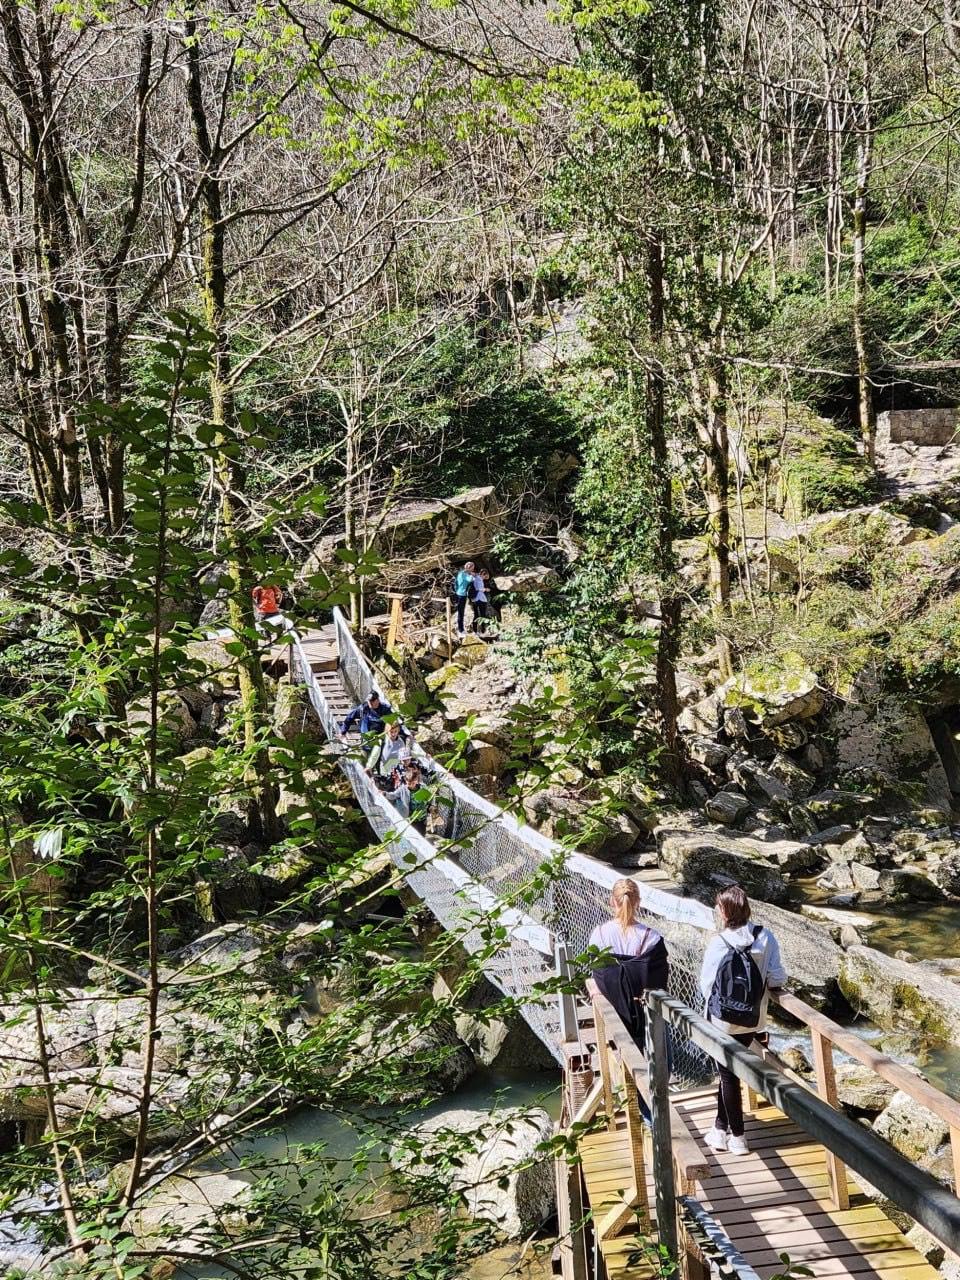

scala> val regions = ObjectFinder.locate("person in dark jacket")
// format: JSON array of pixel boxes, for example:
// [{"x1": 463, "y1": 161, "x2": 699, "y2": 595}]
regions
[
  {"x1": 589, "y1": 878, "x2": 669, "y2": 1107},
  {"x1": 339, "y1": 691, "x2": 392, "y2": 738}
]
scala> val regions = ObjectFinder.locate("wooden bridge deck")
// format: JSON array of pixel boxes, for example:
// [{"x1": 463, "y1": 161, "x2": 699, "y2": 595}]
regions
[{"x1": 580, "y1": 1088, "x2": 941, "y2": 1280}]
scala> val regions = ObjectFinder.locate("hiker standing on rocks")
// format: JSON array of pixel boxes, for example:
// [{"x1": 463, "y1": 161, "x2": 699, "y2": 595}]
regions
[
  {"x1": 481, "y1": 568, "x2": 501, "y2": 624},
  {"x1": 454, "y1": 560, "x2": 476, "y2": 639},
  {"x1": 470, "y1": 567, "x2": 489, "y2": 633},
  {"x1": 589, "y1": 878, "x2": 669, "y2": 1054},
  {"x1": 700, "y1": 885, "x2": 786, "y2": 1157}
]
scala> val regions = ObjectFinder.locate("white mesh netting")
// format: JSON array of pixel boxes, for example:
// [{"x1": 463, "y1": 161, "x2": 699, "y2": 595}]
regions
[{"x1": 295, "y1": 612, "x2": 715, "y2": 1084}]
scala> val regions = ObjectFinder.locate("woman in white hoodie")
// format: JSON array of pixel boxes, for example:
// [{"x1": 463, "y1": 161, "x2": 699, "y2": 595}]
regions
[{"x1": 698, "y1": 885, "x2": 786, "y2": 1156}]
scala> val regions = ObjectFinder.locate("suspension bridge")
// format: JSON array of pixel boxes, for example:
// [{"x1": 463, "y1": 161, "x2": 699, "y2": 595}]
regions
[{"x1": 286, "y1": 609, "x2": 960, "y2": 1280}]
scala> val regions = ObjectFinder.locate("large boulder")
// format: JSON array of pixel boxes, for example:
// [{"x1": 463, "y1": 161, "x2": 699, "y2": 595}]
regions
[
  {"x1": 496, "y1": 565, "x2": 559, "y2": 595},
  {"x1": 840, "y1": 946, "x2": 960, "y2": 1040},
  {"x1": 656, "y1": 823, "x2": 789, "y2": 904},
  {"x1": 184, "y1": 638, "x2": 240, "y2": 690},
  {"x1": 391, "y1": 1106, "x2": 554, "y2": 1239},
  {"x1": 806, "y1": 790, "x2": 877, "y2": 828},
  {"x1": 127, "y1": 690, "x2": 197, "y2": 744},
  {"x1": 436, "y1": 974, "x2": 558, "y2": 1073},
  {"x1": 723, "y1": 657, "x2": 825, "y2": 727},
  {"x1": 122, "y1": 1167, "x2": 254, "y2": 1251},
  {"x1": 272, "y1": 681, "x2": 326, "y2": 744},
  {"x1": 8, "y1": 1066, "x2": 194, "y2": 1139},
  {"x1": 705, "y1": 790, "x2": 750, "y2": 826},
  {"x1": 816, "y1": 862, "x2": 881, "y2": 894},
  {"x1": 935, "y1": 851, "x2": 960, "y2": 896},
  {"x1": 878, "y1": 868, "x2": 944, "y2": 902},
  {"x1": 352, "y1": 1015, "x2": 476, "y2": 1104},
  {"x1": 746, "y1": 899, "x2": 843, "y2": 1007},
  {"x1": 0, "y1": 992, "x2": 97, "y2": 1082},
  {"x1": 874, "y1": 1091, "x2": 949, "y2": 1163},
  {"x1": 834, "y1": 1063, "x2": 897, "y2": 1115},
  {"x1": 830, "y1": 666, "x2": 953, "y2": 810},
  {"x1": 305, "y1": 487, "x2": 504, "y2": 580},
  {"x1": 91, "y1": 993, "x2": 230, "y2": 1075}
]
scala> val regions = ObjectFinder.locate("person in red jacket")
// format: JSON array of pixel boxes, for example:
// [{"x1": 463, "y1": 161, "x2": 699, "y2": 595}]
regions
[{"x1": 251, "y1": 583, "x2": 290, "y2": 636}]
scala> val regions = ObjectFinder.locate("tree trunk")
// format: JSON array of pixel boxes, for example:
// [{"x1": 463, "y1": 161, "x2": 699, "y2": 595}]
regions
[
  {"x1": 701, "y1": 357, "x2": 732, "y2": 678},
  {"x1": 852, "y1": 136, "x2": 874, "y2": 464},
  {"x1": 185, "y1": 18, "x2": 280, "y2": 845},
  {"x1": 645, "y1": 230, "x2": 683, "y2": 787},
  {"x1": 853, "y1": 6, "x2": 875, "y2": 464}
]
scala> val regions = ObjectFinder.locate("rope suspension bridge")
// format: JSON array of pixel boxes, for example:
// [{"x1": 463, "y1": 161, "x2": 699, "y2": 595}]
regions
[{"x1": 287, "y1": 609, "x2": 960, "y2": 1280}]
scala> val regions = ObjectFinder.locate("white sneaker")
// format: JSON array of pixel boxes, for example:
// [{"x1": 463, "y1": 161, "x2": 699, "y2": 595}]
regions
[
  {"x1": 704, "y1": 1127, "x2": 728, "y2": 1152},
  {"x1": 728, "y1": 1135, "x2": 749, "y2": 1156}
]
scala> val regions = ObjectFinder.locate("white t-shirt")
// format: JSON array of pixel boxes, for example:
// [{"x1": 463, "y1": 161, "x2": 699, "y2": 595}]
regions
[{"x1": 589, "y1": 920, "x2": 661, "y2": 957}]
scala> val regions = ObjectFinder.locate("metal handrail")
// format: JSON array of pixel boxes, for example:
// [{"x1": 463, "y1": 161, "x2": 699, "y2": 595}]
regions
[{"x1": 647, "y1": 989, "x2": 960, "y2": 1255}]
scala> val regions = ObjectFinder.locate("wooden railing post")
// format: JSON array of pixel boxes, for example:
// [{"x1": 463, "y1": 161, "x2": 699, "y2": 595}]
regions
[
  {"x1": 593, "y1": 997, "x2": 617, "y2": 1132},
  {"x1": 556, "y1": 937, "x2": 579, "y2": 1045},
  {"x1": 808, "y1": 1028, "x2": 850, "y2": 1211},
  {"x1": 621, "y1": 1055, "x2": 651, "y2": 1234},
  {"x1": 646, "y1": 996, "x2": 679, "y2": 1262},
  {"x1": 951, "y1": 1127, "x2": 960, "y2": 1198}
]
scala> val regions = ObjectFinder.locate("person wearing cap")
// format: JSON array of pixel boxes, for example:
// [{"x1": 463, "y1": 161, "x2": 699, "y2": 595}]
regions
[{"x1": 340, "y1": 691, "x2": 393, "y2": 738}]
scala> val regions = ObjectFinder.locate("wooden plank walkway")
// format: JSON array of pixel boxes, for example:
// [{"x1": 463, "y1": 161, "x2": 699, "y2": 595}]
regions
[{"x1": 580, "y1": 1089, "x2": 941, "y2": 1280}]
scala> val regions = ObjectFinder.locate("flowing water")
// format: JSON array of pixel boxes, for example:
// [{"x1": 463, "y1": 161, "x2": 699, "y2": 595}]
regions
[{"x1": 172, "y1": 1066, "x2": 562, "y2": 1280}]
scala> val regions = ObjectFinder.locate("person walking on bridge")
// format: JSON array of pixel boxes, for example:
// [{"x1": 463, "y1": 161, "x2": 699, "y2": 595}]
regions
[
  {"x1": 366, "y1": 720, "x2": 426, "y2": 782},
  {"x1": 700, "y1": 885, "x2": 786, "y2": 1157},
  {"x1": 589, "y1": 878, "x2": 669, "y2": 1058},
  {"x1": 340, "y1": 691, "x2": 392, "y2": 739}
]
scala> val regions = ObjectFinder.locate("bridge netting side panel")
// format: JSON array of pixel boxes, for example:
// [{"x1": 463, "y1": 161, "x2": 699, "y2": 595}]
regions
[
  {"x1": 327, "y1": 612, "x2": 714, "y2": 1086},
  {"x1": 291, "y1": 634, "x2": 564, "y2": 1059}
]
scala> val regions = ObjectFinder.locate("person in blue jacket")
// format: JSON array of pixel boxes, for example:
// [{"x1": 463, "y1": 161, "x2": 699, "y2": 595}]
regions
[
  {"x1": 339, "y1": 690, "x2": 393, "y2": 739},
  {"x1": 454, "y1": 560, "x2": 476, "y2": 638}
]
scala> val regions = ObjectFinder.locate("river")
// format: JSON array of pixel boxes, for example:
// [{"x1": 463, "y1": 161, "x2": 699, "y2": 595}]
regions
[{"x1": 172, "y1": 1066, "x2": 562, "y2": 1280}]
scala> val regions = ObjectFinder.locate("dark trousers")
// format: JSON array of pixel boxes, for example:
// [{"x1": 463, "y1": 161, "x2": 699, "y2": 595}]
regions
[
  {"x1": 471, "y1": 600, "x2": 487, "y2": 631},
  {"x1": 456, "y1": 595, "x2": 468, "y2": 632},
  {"x1": 715, "y1": 1032, "x2": 761, "y2": 1137}
]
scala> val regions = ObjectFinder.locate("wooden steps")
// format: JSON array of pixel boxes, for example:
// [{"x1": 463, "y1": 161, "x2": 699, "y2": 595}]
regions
[{"x1": 580, "y1": 1126, "x2": 658, "y2": 1278}]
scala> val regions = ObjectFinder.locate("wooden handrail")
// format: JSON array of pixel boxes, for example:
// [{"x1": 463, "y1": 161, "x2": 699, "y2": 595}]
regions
[
  {"x1": 775, "y1": 988, "x2": 960, "y2": 1198},
  {"x1": 589, "y1": 982, "x2": 712, "y2": 1184},
  {"x1": 654, "y1": 988, "x2": 960, "y2": 1256},
  {"x1": 774, "y1": 990, "x2": 960, "y2": 1128}
]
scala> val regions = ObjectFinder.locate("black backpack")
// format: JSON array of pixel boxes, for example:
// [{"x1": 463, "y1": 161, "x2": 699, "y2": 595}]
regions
[{"x1": 707, "y1": 925, "x2": 766, "y2": 1027}]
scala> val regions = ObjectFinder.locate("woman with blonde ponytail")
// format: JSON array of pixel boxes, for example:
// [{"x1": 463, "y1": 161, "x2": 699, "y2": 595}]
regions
[{"x1": 589, "y1": 877, "x2": 669, "y2": 1057}]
